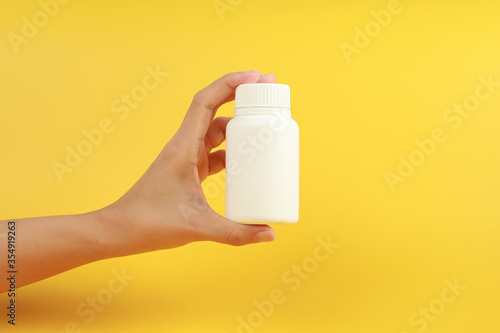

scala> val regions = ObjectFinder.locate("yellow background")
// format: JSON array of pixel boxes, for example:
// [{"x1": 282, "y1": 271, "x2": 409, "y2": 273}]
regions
[{"x1": 1, "y1": 0, "x2": 499, "y2": 332}]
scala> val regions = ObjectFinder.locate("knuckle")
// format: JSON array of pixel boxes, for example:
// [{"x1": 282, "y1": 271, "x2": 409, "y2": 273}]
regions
[
  {"x1": 225, "y1": 229, "x2": 245, "y2": 246},
  {"x1": 193, "y1": 90, "x2": 203, "y2": 101},
  {"x1": 192, "y1": 90, "x2": 215, "y2": 111},
  {"x1": 191, "y1": 90, "x2": 206, "y2": 107}
]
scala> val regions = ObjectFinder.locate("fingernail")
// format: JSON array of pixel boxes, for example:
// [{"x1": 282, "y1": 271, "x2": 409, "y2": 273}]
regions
[
  {"x1": 245, "y1": 70, "x2": 261, "y2": 74},
  {"x1": 261, "y1": 74, "x2": 276, "y2": 77},
  {"x1": 254, "y1": 229, "x2": 276, "y2": 243}
]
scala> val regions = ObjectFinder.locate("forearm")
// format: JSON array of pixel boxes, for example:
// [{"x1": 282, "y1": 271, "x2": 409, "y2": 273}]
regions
[{"x1": 0, "y1": 212, "x2": 123, "y2": 293}]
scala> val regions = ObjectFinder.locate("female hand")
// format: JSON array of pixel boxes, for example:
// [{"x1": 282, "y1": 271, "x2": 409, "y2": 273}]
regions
[
  {"x1": 95, "y1": 70, "x2": 277, "y2": 255},
  {"x1": 1, "y1": 70, "x2": 277, "y2": 292}
]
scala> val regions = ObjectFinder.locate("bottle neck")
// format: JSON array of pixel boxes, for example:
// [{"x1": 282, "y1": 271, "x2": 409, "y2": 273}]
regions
[{"x1": 234, "y1": 107, "x2": 291, "y2": 116}]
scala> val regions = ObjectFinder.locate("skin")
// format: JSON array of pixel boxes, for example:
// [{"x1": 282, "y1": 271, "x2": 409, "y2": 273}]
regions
[{"x1": 0, "y1": 70, "x2": 276, "y2": 293}]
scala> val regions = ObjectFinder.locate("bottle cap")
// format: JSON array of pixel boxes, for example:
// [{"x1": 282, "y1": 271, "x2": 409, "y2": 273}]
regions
[{"x1": 235, "y1": 83, "x2": 290, "y2": 109}]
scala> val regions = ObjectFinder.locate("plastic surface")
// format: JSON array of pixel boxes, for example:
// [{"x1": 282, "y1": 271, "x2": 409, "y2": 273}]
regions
[{"x1": 225, "y1": 84, "x2": 299, "y2": 224}]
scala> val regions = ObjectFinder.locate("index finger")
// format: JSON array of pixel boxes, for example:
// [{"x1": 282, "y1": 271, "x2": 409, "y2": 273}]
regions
[{"x1": 179, "y1": 70, "x2": 262, "y2": 140}]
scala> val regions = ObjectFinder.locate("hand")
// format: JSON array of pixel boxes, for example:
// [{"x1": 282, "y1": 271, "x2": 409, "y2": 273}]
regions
[{"x1": 95, "y1": 70, "x2": 277, "y2": 255}]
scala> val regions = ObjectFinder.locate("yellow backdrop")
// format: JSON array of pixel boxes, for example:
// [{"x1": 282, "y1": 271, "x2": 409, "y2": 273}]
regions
[{"x1": 1, "y1": 0, "x2": 499, "y2": 332}]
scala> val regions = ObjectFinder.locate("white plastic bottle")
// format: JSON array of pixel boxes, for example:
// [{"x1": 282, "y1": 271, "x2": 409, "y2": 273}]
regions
[{"x1": 225, "y1": 83, "x2": 299, "y2": 224}]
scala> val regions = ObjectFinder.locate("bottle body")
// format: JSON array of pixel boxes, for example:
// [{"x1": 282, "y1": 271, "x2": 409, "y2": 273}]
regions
[{"x1": 225, "y1": 112, "x2": 299, "y2": 224}]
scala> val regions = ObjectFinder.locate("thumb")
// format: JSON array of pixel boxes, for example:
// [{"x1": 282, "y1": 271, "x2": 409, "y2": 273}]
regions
[{"x1": 203, "y1": 212, "x2": 276, "y2": 246}]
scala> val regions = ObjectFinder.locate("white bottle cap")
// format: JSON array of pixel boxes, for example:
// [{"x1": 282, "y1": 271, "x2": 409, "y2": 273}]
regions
[{"x1": 235, "y1": 83, "x2": 290, "y2": 109}]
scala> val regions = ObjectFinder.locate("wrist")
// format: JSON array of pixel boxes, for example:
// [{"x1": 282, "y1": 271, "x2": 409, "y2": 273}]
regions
[{"x1": 86, "y1": 205, "x2": 137, "y2": 259}]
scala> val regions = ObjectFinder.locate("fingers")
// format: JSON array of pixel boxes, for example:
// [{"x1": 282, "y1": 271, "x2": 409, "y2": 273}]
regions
[
  {"x1": 205, "y1": 117, "x2": 231, "y2": 151},
  {"x1": 208, "y1": 150, "x2": 225, "y2": 176},
  {"x1": 180, "y1": 70, "x2": 262, "y2": 141},
  {"x1": 216, "y1": 73, "x2": 277, "y2": 106},
  {"x1": 204, "y1": 117, "x2": 231, "y2": 175},
  {"x1": 202, "y1": 212, "x2": 276, "y2": 246},
  {"x1": 257, "y1": 73, "x2": 276, "y2": 83}
]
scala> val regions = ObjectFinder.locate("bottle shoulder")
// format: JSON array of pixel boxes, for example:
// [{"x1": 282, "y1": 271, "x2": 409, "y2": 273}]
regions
[{"x1": 228, "y1": 114, "x2": 297, "y2": 126}]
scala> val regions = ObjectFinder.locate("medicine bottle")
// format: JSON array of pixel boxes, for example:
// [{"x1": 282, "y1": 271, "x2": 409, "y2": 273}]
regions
[{"x1": 225, "y1": 83, "x2": 299, "y2": 224}]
